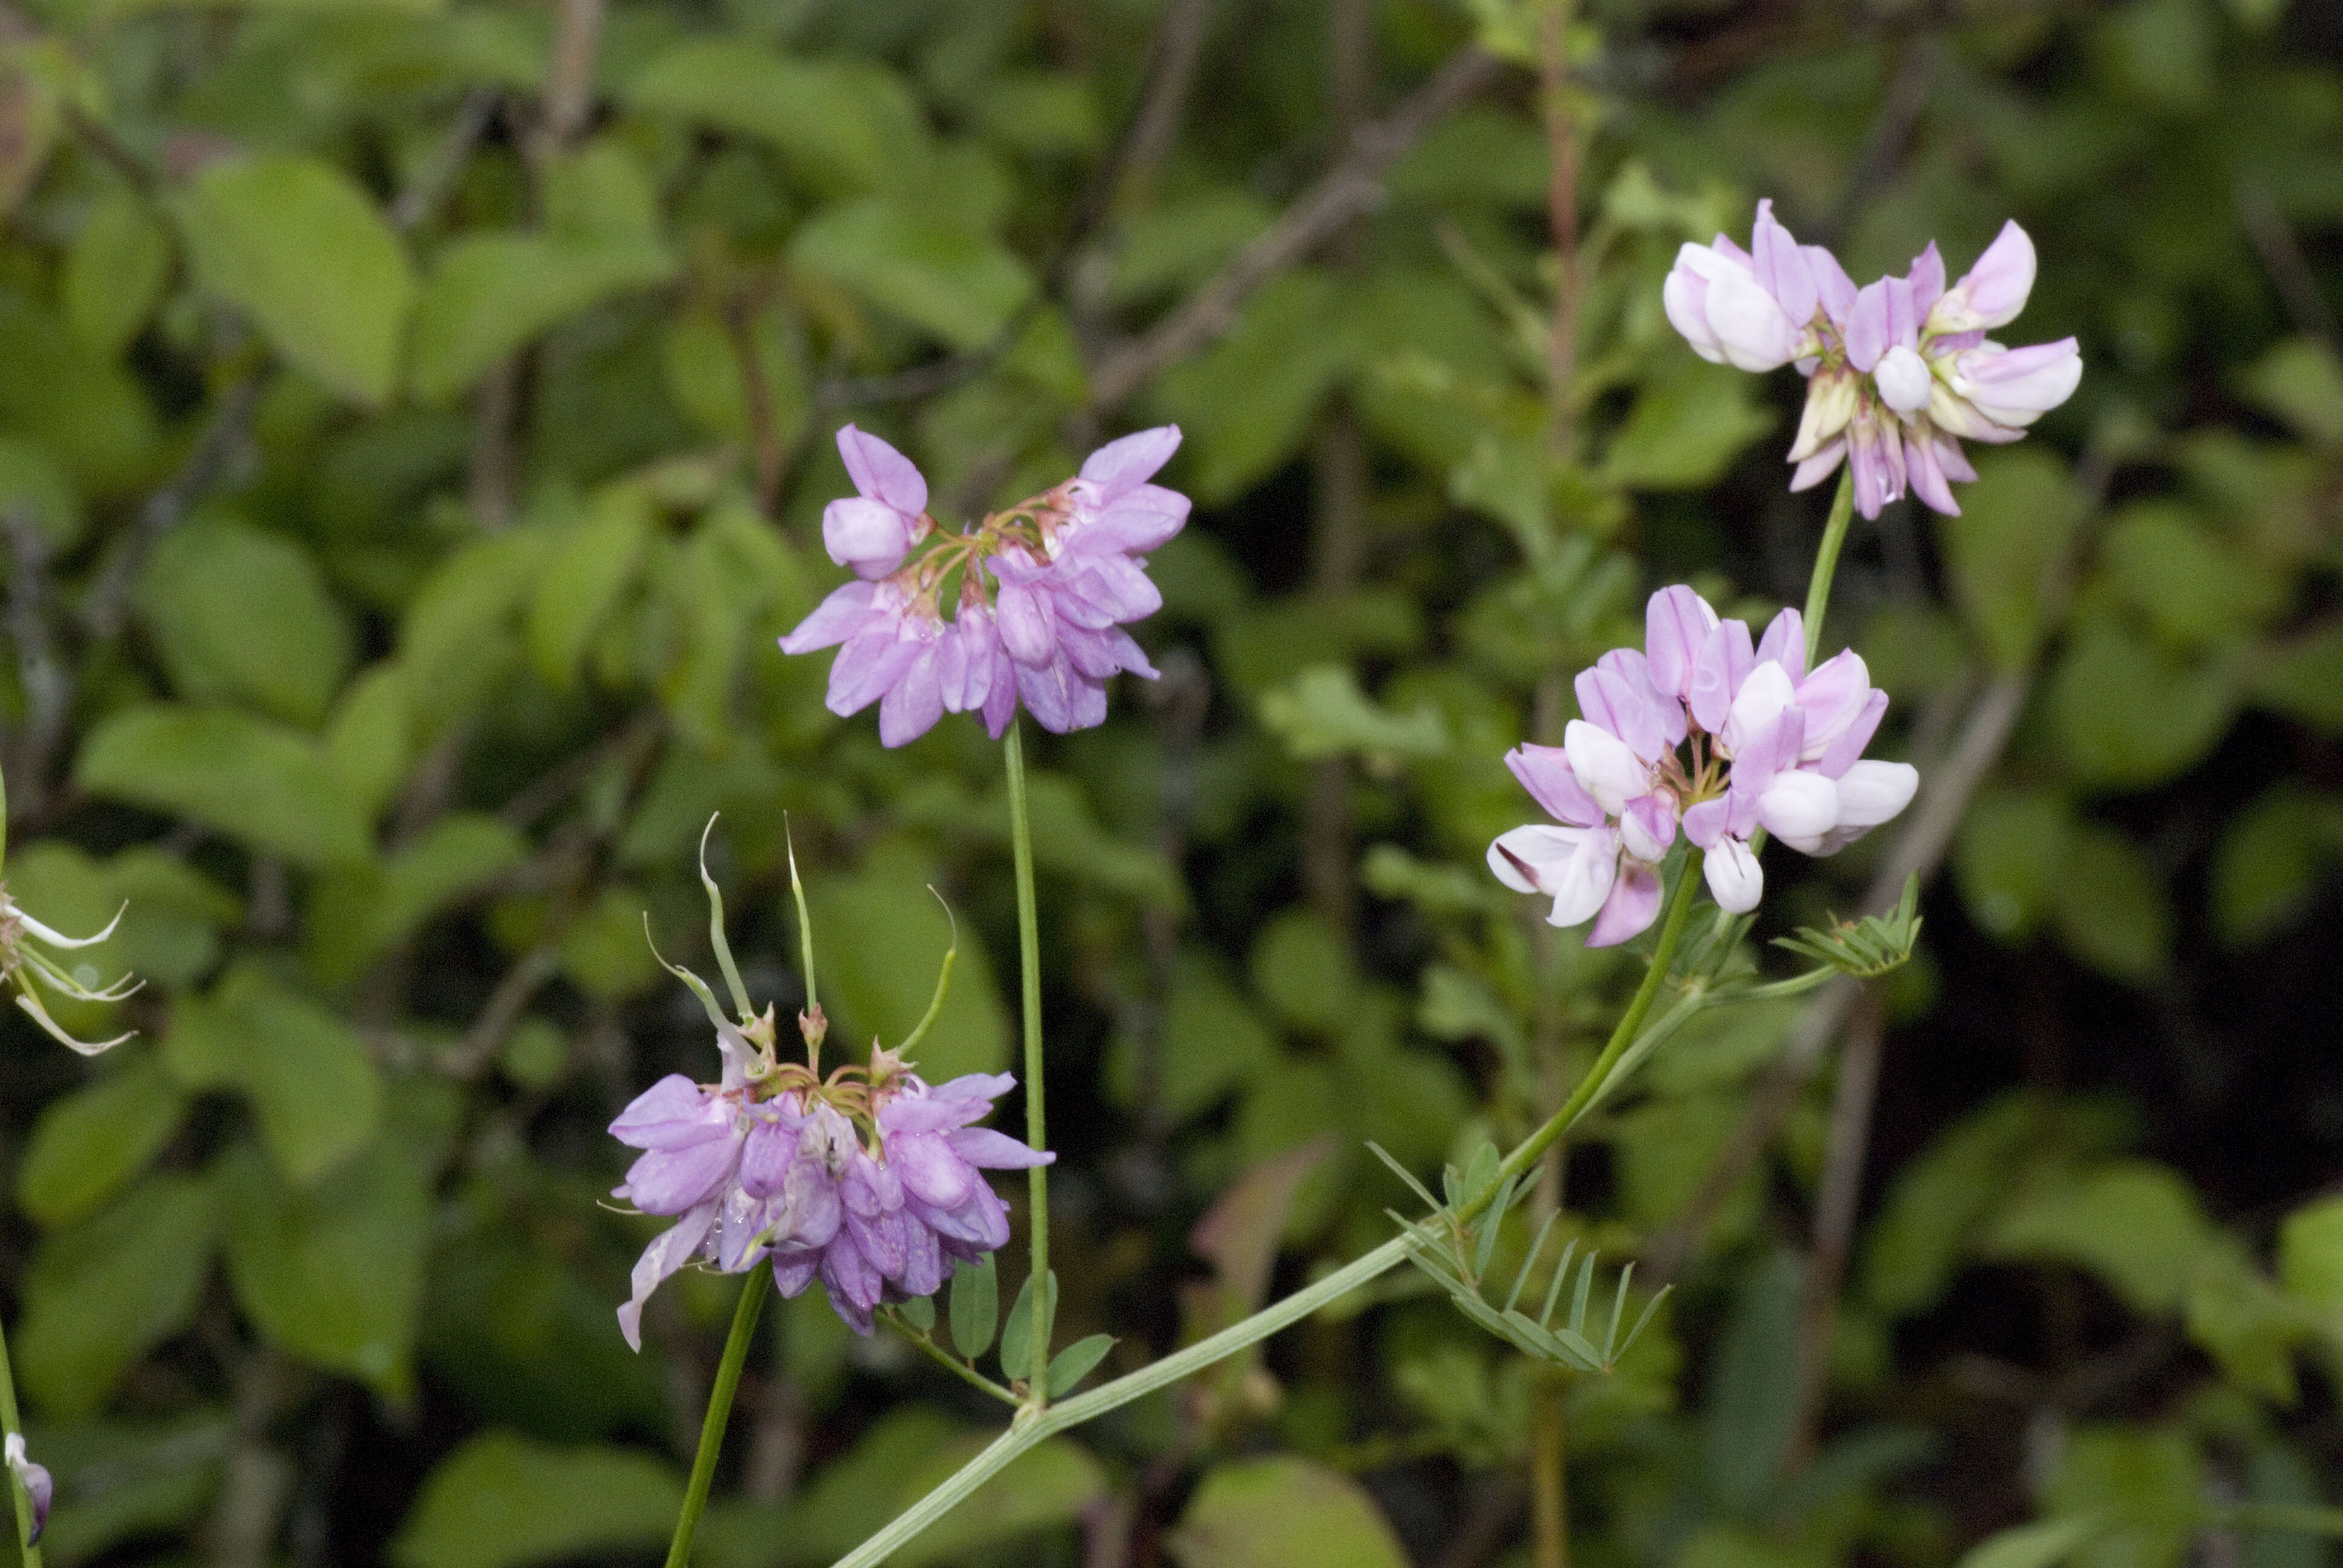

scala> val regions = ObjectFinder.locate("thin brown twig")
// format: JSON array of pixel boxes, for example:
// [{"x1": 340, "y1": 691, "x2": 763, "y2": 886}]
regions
[
  {"x1": 1085, "y1": 45, "x2": 1504, "y2": 413},
  {"x1": 2236, "y1": 179, "x2": 2341, "y2": 348}
]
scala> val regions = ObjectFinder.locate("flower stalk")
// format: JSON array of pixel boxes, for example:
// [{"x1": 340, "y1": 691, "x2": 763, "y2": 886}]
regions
[
  {"x1": 1002, "y1": 722, "x2": 1052, "y2": 1399},
  {"x1": 664, "y1": 1264, "x2": 772, "y2": 1568}
]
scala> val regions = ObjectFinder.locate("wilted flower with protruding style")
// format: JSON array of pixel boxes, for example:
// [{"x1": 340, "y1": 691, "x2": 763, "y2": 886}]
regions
[
  {"x1": 609, "y1": 830, "x2": 1050, "y2": 1341},
  {"x1": 5, "y1": 1432, "x2": 50, "y2": 1545},
  {"x1": 1667, "y1": 203, "x2": 2080, "y2": 518},
  {"x1": 781, "y1": 425, "x2": 1190, "y2": 745},
  {"x1": 0, "y1": 883, "x2": 138, "y2": 1054},
  {"x1": 1489, "y1": 586, "x2": 1919, "y2": 942}
]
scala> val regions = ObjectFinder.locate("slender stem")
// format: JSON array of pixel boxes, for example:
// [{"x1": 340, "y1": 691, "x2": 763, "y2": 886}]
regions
[
  {"x1": 1800, "y1": 469, "x2": 1856, "y2": 668},
  {"x1": 1002, "y1": 723, "x2": 1050, "y2": 1400},
  {"x1": 1530, "y1": 1374, "x2": 1567, "y2": 1568},
  {"x1": 666, "y1": 1265, "x2": 772, "y2": 1568},
  {"x1": 882, "y1": 1316, "x2": 1021, "y2": 1408},
  {"x1": 0, "y1": 1311, "x2": 42, "y2": 1568},
  {"x1": 1481, "y1": 851, "x2": 1705, "y2": 1214}
]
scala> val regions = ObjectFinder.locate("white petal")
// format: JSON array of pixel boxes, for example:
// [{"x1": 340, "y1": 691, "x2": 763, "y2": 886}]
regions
[
  {"x1": 1562, "y1": 719, "x2": 1649, "y2": 816},
  {"x1": 1703, "y1": 837, "x2": 1765, "y2": 913},
  {"x1": 1488, "y1": 825, "x2": 1592, "y2": 895},
  {"x1": 1722, "y1": 661, "x2": 1795, "y2": 756},
  {"x1": 1546, "y1": 829, "x2": 1619, "y2": 929},
  {"x1": 1832, "y1": 759, "x2": 1918, "y2": 829},
  {"x1": 1758, "y1": 769, "x2": 1839, "y2": 849}
]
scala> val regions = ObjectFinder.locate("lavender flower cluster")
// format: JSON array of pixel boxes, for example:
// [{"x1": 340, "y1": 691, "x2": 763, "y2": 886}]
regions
[
  {"x1": 1490, "y1": 587, "x2": 1919, "y2": 944},
  {"x1": 780, "y1": 425, "x2": 1191, "y2": 745},
  {"x1": 1667, "y1": 202, "x2": 2082, "y2": 518},
  {"x1": 610, "y1": 1026, "x2": 1049, "y2": 1341}
]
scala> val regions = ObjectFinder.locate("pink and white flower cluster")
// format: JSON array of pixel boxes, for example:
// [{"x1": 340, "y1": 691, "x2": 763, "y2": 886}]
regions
[
  {"x1": 780, "y1": 425, "x2": 1190, "y2": 745},
  {"x1": 1666, "y1": 201, "x2": 2081, "y2": 518},
  {"x1": 1489, "y1": 587, "x2": 1919, "y2": 943},
  {"x1": 609, "y1": 1024, "x2": 1049, "y2": 1341}
]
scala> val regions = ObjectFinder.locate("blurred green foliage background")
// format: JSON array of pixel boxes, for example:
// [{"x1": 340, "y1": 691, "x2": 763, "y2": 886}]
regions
[{"x1": 0, "y1": 0, "x2": 2340, "y2": 1564}]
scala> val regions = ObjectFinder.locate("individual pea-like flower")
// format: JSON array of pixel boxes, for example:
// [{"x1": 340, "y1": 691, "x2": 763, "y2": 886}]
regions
[
  {"x1": 781, "y1": 425, "x2": 1189, "y2": 745},
  {"x1": 0, "y1": 882, "x2": 139, "y2": 1054},
  {"x1": 1488, "y1": 586, "x2": 1920, "y2": 941},
  {"x1": 609, "y1": 826, "x2": 1050, "y2": 1342},
  {"x1": 1668, "y1": 203, "x2": 2080, "y2": 518},
  {"x1": 4, "y1": 1432, "x2": 50, "y2": 1545}
]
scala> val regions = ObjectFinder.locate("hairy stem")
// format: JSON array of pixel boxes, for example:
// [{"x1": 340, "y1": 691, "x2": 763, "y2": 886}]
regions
[
  {"x1": 666, "y1": 1266, "x2": 772, "y2": 1568},
  {"x1": 1801, "y1": 469, "x2": 1856, "y2": 668},
  {"x1": 1003, "y1": 723, "x2": 1051, "y2": 1399}
]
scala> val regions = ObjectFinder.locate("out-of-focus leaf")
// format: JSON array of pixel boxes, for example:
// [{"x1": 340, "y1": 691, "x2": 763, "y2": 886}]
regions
[
  {"x1": 1149, "y1": 270, "x2": 1352, "y2": 503},
  {"x1": 1939, "y1": 449, "x2": 2089, "y2": 670},
  {"x1": 1701, "y1": 1249, "x2": 1804, "y2": 1517},
  {"x1": 662, "y1": 304, "x2": 810, "y2": 451},
  {"x1": 810, "y1": 839, "x2": 1010, "y2": 1082},
  {"x1": 217, "y1": 1084, "x2": 449, "y2": 1394},
  {"x1": 389, "y1": 1432, "x2": 683, "y2": 1568},
  {"x1": 2278, "y1": 1194, "x2": 2343, "y2": 1322},
  {"x1": 663, "y1": 501, "x2": 808, "y2": 746},
  {"x1": 1248, "y1": 908, "x2": 1360, "y2": 1036},
  {"x1": 1862, "y1": 1091, "x2": 2054, "y2": 1319},
  {"x1": 24, "y1": 1414, "x2": 229, "y2": 1565},
  {"x1": 2097, "y1": 501, "x2": 2283, "y2": 649},
  {"x1": 1597, "y1": 361, "x2": 1775, "y2": 491},
  {"x1": 17, "y1": 1051, "x2": 188, "y2": 1227},
  {"x1": 136, "y1": 514, "x2": 353, "y2": 728},
  {"x1": 76, "y1": 705, "x2": 370, "y2": 867},
  {"x1": 1166, "y1": 1455, "x2": 1409, "y2": 1568},
  {"x1": 64, "y1": 189, "x2": 171, "y2": 360},
  {"x1": 1257, "y1": 664, "x2": 1448, "y2": 765},
  {"x1": 623, "y1": 40, "x2": 930, "y2": 197},
  {"x1": 791, "y1": 197, "x2": 1034, "y2": 350},
  {"x1": 174, "y1": 155, "x2": 415, "y2": 405},
  {"x1": 2048, "y1": 615, "x2": 2236, "y2": 790},
  {"x1": 325, "y1": 664, "x2": 415, "y2": 826},
  {"x1": 1955, "y1": 1516, "x2": 2105, "y2": 1568},
  {"x1": 407, "y1": 235, "x2": 674, "y2": 403},
  {"x1": 557, "y1": 885, "x2": 664, "y2": 1002},
  {"x1": 1103, "y1": 951, "x2": 1276, "y2": 1121},
  {"x1": 2044, "y1": 1425, "x2": 2203, "y2": 1568},
  {"x1": 1954, "y1": 788, "x2": 2073, "y2": 942},
  {"x1": 2184, "y1": 1252, "x2": 2304, "y2": 1403},
  {"x1": 2050, "y1": 823, "x2": 2171, "y2": 985},
  {"x1": 0, "y1": 292, "x2": 159, "y2": 491},
  {"x1": 163, "y1": 962, "x2": 385, "y2": 1183},
  {"x1": 2238, "y1": 335, "x2": 2343, "y2": 446},
  {"x1": 400, "y1": 528, "x2": 551, "y2": 731},
  {"x1": 1985, "y1": 1161, "x2": 2217, "y2": 1315},
  {"x1": 2247, "y1": 620, "x2": 2343, "y2": 733},
  {"x1": 17, "y1": 1173, "x2": 216, "y2": 1417},
  {"x1": 2209, "y1": 784, "x2": 2343, "y2": 947},
  {"x1": 306, "y1": 812, "x2": 528, "y2": 982}
]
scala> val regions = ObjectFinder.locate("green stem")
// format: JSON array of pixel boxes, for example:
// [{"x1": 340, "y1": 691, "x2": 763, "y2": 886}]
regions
[
  {"x1": 1478, "y1": 850, "x2": 1705, "y2": 1217},
  {"x1": 823, "y1": 853, "x2": 1717, "y2": 1568},
  {"x1": 0, "y1": 1312, "x2": 42, "y2": 1568},
  {"x1": 1800, "y1": 468, "x2": 1856, "y2": 670},
  {"x1": 1001, "y1": 722, "x2": 1050, "y2": 1402},
  {"x1": 665, "y1": 1264, "x2": 772, "y2": 1568},
  {"x1": 882, "y1": 1316, "x2": 1021, "y2": 1408}
]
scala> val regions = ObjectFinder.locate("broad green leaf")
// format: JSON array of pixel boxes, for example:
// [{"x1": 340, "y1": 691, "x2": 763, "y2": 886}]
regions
[
  {"x1": 2050, "y1": 823, "x2": 2172, "y2": 985},
  {"x1": 2278, "y1": 1195, "x2": 2343, "y2": 1320},
  {"x1": 306, "y1": 812, "x2": 528, "y2": 982},
  {"x1": 2044, "y1": 1425, "x2": 2202, "y2": 1568},
  {"x1": 164, "y1": 963, "x2": 385, "y2": 1183},
  {"x1": 76, "y1": 704, "x2": 370, "y2": 867},
  {"x1": 1939, "y1": 449, "x2": 2089, "y2": 670},
  {"x1": 622, "y1": 40, "x2": 930, "y2": 197},
  {"x1": 2238, "y1": 335, "x2": 2343, "y2": 446},
  {"x1": 891, "y1": 1433, "x2": 1107, "y2": 1568},
  {"x1": 0, "y1": 436, "x2": 82, "y2": 548},
  {"x1": 0, "y1": 291, "x2": 159, "y2": 491},
  {"x1": 389, "y1": 1432, "x2": 683, "y2": 1568},
  {"x1": 949, "y1": 1254, "x2": 998, "y2": 1360},
  {"x1": 17, "y1": 1173, "x2": 217, "y2": 1417},
  {"x1": 324, "y1": 663, "x2": 415, "y2": 826},
  {"x1": 1985, "y1": 1162, "x2": 2217, "y2": 1315},
  {"x1": 64, "y1": 188, "x2": 170, "y2": 359},
  {"x1": 2248, "y1": 620, "x2": 2343, "y2": 732},
  {"x1": 1954, "y1": 788, "x2": 2073, "y2": 941},
  {"x1": 2209, "y1": 785, "x2": 2343, "y2": 947},
  {"x1": 407, "y1": 231, "x2": 675, "y2": 403},
  {"x1": 175, "y1": 155, "x2": 415, "y2": 405},
  {"x1": 998, "y1": 1269, "x2": 1058, "y2": 1388},
  {"x1": 1862, "y1": 1092, "x2": 2053, "y2": 1319},
  {"x1": 2184, "y1": 1253, "x2": 2304, "y2": 1403},
  {"x1": 1257, "y1": 664, "x2": 1449, "y2": 764},
  {"x1": 526, "y1": 485, "x2": 650, "y2": 688},
  {"x1": 136, "y1": 514, "x2": 352, "y2": 727},
  {"x1": 2048, "y1": 615, "x2": 2236, "y2": 790},
  {"x1": 17, "y1": 1051, "x2": 189, "y2": 1226},
  {"x1": 662, "y1": 304, "x2": 810, "y2": 450},
  {"x1": 217, "y1": 1125, "x2": 431, "y2": 1394},
  {"x1": 25, "y1": 1415, "x2": 230, "y2": 1566},
  {"x1": 664, "y1": 501, "x2": 808, "y2": 746},
  {"x1": 1103, "y1": 952, "x2": 1276, "y2": 1122},
  {"x1": 557, "y1": 885, "x2": 666, "y2": 1002},
  {"x1": 2, "y1": 839, "x2": 240, "y2": 991},
  {"x1": 400, "y1": 528, "x2": 551, "y2": 731},
  {"x1": 1167, "y1": 1455, "x2": 1409, "y2": 1568},
  {"x1": 791, "y1": 197, "x2": 1034, "y2": 351},
  {"x1": 2097, "y1": 501, "x2": 2282, "y2": 649},
  {"x1": 1955, "y1": 1517, "x2": 2105, "y2": 1568},
  {"x1": 1149, "y1": 270, "x2": 1352, "y2": 503},
  {"x1": 1249, "y1": 909, "x2": 1360, "y2": 1036},
  {"x1": 1598, "y1": 361, "x2": 1775, "y2": 491},
  {"x1": 810, "y1": 839, "x2": 1009, "y2": 1083}
]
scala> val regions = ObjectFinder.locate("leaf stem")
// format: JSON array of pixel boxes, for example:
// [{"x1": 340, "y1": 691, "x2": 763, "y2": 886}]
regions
[
  {"x1": 1002, "y1": 722, "x2": 1051, "y2": 1402},
  {"x1": 1800, "y1": 468, "x2": 1856, "y2": 669},
  {"x1": 881, "y1": 1314, "x2": 1022, "y2": 1407},
  {"x1": 665, "y1": 1264, "x2": 772, "y2": 1568}
]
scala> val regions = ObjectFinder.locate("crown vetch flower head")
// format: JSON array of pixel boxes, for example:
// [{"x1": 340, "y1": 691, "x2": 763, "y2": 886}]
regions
[
  {"x1": 1667, "y1": 204, "x2": 2080, "y2": 520},
  {"x1": 1489, "y1": 587, "x2": 1920, "y2": 939},
  {"x1": 781, "y1": 425, "x2": 1190, "y2": 746}
]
